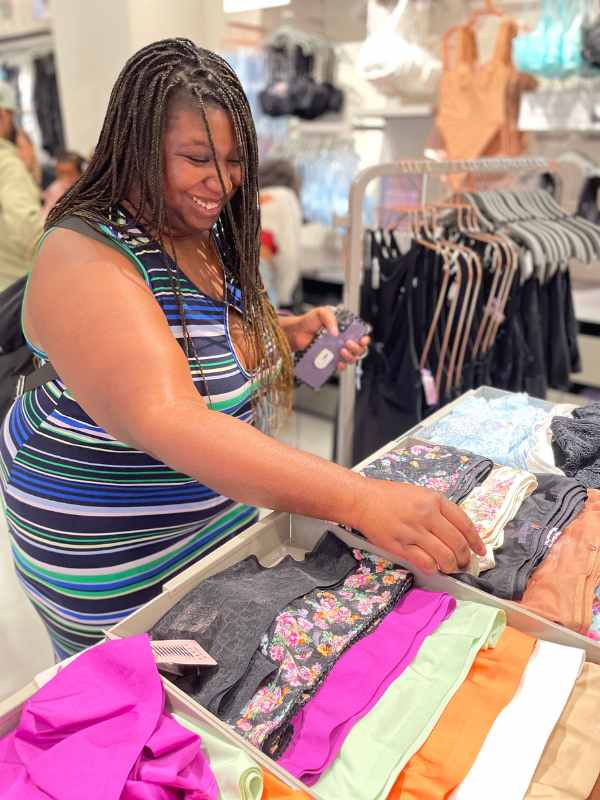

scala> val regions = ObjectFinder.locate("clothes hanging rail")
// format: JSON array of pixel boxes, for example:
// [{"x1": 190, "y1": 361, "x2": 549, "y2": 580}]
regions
[{"x1": 335, "y1": 156, "x2": 553, "y2": 467}]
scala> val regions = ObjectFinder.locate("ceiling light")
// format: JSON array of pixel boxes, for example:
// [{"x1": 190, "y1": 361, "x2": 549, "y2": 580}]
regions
[{"x1": 224, "y1": 0, "x2": 291, "y2": 12}]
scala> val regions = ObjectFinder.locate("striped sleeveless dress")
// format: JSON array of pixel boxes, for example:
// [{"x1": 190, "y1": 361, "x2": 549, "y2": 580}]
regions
[{"x1": 0, "y1": 209, "x2": 260, "y2": 659}]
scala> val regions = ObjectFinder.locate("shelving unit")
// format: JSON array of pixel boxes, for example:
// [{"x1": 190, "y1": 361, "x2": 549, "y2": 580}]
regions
[{"x1": 352, "y1": 103, "x2": 433, "y2": 121}]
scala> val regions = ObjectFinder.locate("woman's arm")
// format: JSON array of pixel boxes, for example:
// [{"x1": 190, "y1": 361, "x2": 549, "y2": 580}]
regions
[{"x1": 25, "y1": 230, "x2": 485, "y2": 575}]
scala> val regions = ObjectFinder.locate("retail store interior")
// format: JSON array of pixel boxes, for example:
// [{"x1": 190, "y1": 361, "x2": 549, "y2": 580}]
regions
[{"x1": 1, "y1": 1, "x2": 600, "y2": 798}]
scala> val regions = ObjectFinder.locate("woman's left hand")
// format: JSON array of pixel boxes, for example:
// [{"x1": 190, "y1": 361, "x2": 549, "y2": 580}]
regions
[{"x1": 280, "y1": 307, "x2": 370, "y2": 371}]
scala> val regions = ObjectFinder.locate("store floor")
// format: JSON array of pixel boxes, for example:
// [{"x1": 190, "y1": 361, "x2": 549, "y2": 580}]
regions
[{"x1": 0, "y1": 410, "x2": 334, "y2": 703}]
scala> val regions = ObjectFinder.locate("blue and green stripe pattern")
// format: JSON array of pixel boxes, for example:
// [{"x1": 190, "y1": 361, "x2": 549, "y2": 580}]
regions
[{"x1": 0, "y1": 211, "x2": 259, "y2": 659}]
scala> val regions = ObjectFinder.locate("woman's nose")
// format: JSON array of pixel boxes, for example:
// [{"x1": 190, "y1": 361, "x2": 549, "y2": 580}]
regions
[{"x1": 205, "y1": 168, "x2": 233, "y2": 197}]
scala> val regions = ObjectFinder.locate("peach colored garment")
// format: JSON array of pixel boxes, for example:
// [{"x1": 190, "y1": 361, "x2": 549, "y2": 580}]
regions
[
  {"x1": 525, "y1": 662, "x2": 600, "y2": 799},
  {"x1": 262, "y1": 772, "x2": 310, "y2": 799},
  {"x1": 520, "y1": 489, "x2": 600, "y2": 634},
  {"x1": 436, "y1": 21, "x2": 535, "y2": 163},
  {"x1": 389, "y1": 626, "x2": 536, "y2": 800}
]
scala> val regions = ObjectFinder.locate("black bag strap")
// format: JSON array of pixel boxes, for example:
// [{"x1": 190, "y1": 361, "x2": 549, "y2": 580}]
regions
[
  {"x1": 20, "y1": 361, "x2": 58, "y2": 394},
  {"x1": 58, "y1": 216, "x2": 115, "y2": 245}
]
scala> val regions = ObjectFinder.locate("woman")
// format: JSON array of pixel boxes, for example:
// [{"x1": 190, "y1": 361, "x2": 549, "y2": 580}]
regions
[{"x1": 0, "y1": 39, "x2": 484, "y2": 659}]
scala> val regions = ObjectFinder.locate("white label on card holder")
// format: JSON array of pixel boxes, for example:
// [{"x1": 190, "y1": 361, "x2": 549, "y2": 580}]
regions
[{"x1": 314, "y1": 348, "x2": 336, "y2": 369}]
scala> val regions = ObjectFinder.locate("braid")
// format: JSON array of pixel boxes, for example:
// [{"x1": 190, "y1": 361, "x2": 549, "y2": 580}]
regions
[{"x1": 47, "y1": 38, "x2": 293, "y2": 429}]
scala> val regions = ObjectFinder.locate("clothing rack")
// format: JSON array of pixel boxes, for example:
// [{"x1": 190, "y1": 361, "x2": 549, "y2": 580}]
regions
[{"x1": 335, "y1": 156, "x2": 554, "y2": 467}]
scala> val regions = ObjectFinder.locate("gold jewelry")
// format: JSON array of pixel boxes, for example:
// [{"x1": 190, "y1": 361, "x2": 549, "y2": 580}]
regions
[{"x1": 195, "y1": 236, "x2": 212, "y2": 260}]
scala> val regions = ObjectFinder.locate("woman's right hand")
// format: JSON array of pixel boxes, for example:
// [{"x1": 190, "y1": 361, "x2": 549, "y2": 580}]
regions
[{"x1": 352, "y1": 478, "x2": 486, "y2": 575}]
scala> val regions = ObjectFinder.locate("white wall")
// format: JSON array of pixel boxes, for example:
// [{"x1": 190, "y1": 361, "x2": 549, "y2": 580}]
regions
[
  {"x1": 127, "y1": 0, "x2": 225, "y2": 56},
  {"x1": 51, "y1": 0, "x2": 225, "y2": 156},
  {"x1": 0, "y1": 0, "x2": 49, "y2": 39},
  {"x1": 51, "y1": 0, "x2": 131, "y2": 156}
]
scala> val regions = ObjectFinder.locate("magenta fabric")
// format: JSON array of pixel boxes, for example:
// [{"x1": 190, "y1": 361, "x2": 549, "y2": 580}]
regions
[
  {"x1": 0, "y1": 635, "x2": 217, "y2": 800},
  {"x1": 278, "y1": 589, "x2": 456, "y2": 785}
]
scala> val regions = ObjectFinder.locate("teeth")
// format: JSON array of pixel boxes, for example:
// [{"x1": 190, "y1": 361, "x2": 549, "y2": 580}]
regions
[{"x1": 193, "y1": 196, "x2": 219, "y2": 211}]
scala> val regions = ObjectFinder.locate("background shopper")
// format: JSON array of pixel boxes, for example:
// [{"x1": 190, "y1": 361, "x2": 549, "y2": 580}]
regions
[
  {"x1": 0, "y1": 81, "x2": 44, "y2": 290},
  {"x1": 42, "y1": 150, "x2": 85, "y2": 216}
]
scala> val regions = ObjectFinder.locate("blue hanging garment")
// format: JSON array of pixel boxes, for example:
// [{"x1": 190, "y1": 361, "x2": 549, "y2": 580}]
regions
[{"x1": 513, "y1": 0, "x2": 583, "y2": 78}]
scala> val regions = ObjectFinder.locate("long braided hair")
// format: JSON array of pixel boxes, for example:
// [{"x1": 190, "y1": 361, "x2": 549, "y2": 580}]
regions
[{"x1": 46, "y1": 38, "x2": 293, "y2": 429}]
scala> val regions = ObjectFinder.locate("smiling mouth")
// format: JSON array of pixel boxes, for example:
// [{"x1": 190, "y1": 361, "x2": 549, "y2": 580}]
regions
[{"x1": 192, "y1": 196, "x2": 221, "y2": 213}]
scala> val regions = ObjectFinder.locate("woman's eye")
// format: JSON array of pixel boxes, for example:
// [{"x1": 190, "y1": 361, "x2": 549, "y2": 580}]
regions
[{"x1": 186, "y1": 156, "x2": 242, "y2": 166}]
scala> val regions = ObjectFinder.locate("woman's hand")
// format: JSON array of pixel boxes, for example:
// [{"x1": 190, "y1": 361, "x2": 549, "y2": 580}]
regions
[
  {"x1": 279, "y1": 307, "x2": 370, "y2": 371},
  {"x1": 351, "y1": 478, "x2": 486, "y2": 575}
]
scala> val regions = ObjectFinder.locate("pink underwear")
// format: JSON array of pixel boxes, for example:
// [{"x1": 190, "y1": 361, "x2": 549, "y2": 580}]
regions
[{"x1": 278, "y1": 589, "x2": 456, "y2": 784}]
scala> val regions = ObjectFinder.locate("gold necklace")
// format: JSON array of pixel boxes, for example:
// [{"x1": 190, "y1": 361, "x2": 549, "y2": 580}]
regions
[
  {"x1": 195, "y1": 236, "x2": 213, "y2": 260},
  {"x1": 192, "y1": 237, "x2": 225, "y2": 297}
]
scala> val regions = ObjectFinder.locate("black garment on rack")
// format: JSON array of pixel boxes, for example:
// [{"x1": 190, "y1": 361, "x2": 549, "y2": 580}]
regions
[
  {"x1": 490, "y1": 272, "x2": 527, "y2": 393},
  {"x1": 545, "y1": 269, "x2": 570, "y2": 390},
  {"x1": 475, "y1": 351, "x2": 494, "y2": 388},
  {"x1": 441, "y1": 233, "x2": 515, "y2": 397},
  {"x1": 470, "y1": 251, "x2": 496, "y2": 392},
  {"x1": 350, "y1": 216, "x2": 584, "y2": 465},
  {"x1": 519, "y1": 275, "x2": 547, "y2": 398},
  {"x1": 437, "y1": 249, "x2": 469, "y2": 405},
  {"x1": 33, "y1": 54, "x2": 65, "y2": 156},
  {"x1": 353, "y1": 238, "x2": 424, "y2": 464},
  {"x1": 563, "y1": 268, "x2": 582, "y2": 375},
  {"x1": 453, "y1": 238, "x2": 486, "y2": 395},
  {"x1": 489, "y1": 261, "x2": 579, "y2": 396},
  {"x1": 540, "y1": 267, "x2": 581, "y2": 391},
  {"x1": 414, "y1": 245, "x2": 447, "y2": 383},
  {"x1": 450, "y1": 242, "x2": 502, "y2": 402}
]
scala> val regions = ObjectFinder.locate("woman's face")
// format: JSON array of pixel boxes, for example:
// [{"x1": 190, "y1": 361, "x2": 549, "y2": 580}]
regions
[{"x1": 162, "y1": 103, "x2": 243, "y2": 237}]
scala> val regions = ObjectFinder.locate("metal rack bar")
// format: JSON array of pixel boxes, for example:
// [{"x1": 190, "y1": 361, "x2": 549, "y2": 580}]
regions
[{"x1": 335, "y1": 156, "x2": 551, "y2": 467}]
